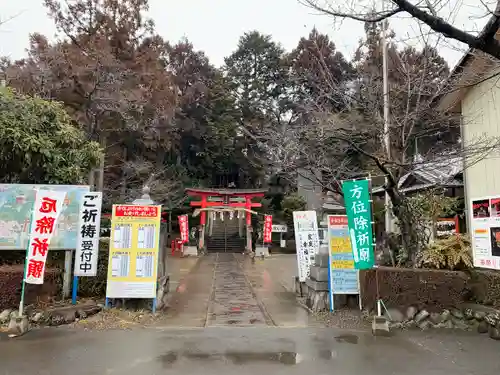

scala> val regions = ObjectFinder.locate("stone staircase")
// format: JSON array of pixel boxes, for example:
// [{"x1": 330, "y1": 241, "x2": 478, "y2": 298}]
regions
[{"x1": 207, "y1": 215, "x2": 245, "y2": 253}]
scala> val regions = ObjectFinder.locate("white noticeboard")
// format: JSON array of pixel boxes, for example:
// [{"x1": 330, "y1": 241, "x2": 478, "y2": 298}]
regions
[
  {"x1": 293, "y1": 211, "x2": 320, "y2": 282},
  {"x1": 470, "y1": 196, "x2": 500, "y2": 270},
  {"x1": 74, "y1": 192, "x2": 103, "y2": 276},
  {"x1": 272, "y1": 224, "x2": 287, "y2": 233}
]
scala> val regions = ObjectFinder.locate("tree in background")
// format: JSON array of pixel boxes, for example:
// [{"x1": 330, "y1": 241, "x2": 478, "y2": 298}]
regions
[
  {"x1": 224, "y1": 31, "x2": 292, "y2": 186},
  {"x1": 6, "y1": 0, "x2": 177, "y2": 202},
  {"x1": 288, "y1": 28, "x2": 354, "y2": 114},
  {"x1": 0, "y1": 87, "x2": 101, "y2": 184}
]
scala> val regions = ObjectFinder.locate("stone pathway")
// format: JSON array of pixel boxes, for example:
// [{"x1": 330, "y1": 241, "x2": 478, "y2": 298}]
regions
[{"x1": 206, "y1": 253, "x2": 270, "y2": 326}]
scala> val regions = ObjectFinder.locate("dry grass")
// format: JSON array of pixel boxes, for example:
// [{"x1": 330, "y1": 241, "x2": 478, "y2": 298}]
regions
[{"x1": 70, "y1": 308, "x2": 159, "y2": 330}]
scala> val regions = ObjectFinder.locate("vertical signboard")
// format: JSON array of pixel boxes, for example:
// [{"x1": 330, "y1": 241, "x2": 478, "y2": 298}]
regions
[
  {"x1": 327, "y1": 215, "x2": 360, "y2": 311},
  {"x1": 342, "y1": 179, "x2": 375, "y2": 269},
  {"x1": 263, "y1": 215, "x2": 273, "y2": 243},
  {"x1": 74, "y1": 192, "x2": 103, "y2": 276},
  {"x1": 470, "y1": 196, "x2": 500, "y2": 269},
  {"x1": 293, "y1": 211, "x2": 320, "y2": 282},
  {"x1": 106, "y1": 204, "x2": 161, "y2": 298},
  {"x1": 25, "y1": 190, "x2": 66, "y2": 284},
  {"x1": 178, "y1": 215, "x2": 189, "y2": 243}
]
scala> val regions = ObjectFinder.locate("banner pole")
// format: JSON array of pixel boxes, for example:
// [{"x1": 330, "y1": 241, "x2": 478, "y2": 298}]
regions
[
  {"x1": 18, "y1": 195, "x2": 37, "y2": 317},
  {"x1": 71, "y1": 276, "x2": 79, "y2": 305}
]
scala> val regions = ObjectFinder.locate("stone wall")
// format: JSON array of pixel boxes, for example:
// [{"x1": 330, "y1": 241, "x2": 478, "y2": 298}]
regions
[
  {"x1": 359, "y1": 267, "x2": 469, "y2": 312},
  {"x1": 468, "y1": 270, "x2": 500, "y2": 308},
  {"x1": 360, "y1": 267, "x2": 500, "y2": 313},
  {"x1": 384, "y1": 303, "x2": 500, "y2": 340}
]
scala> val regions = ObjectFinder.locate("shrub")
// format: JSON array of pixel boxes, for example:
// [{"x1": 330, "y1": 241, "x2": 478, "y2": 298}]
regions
[{"x1": 416, "y1": 234, "x2": 473, "y2": 270}]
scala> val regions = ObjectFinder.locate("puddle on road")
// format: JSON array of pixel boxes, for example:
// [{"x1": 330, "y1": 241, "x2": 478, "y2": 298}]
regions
[
  {"x1": 159, "y1": 350, "x2": 304, "y2": 366},
  {"x1": 334, "y1": 334, "x2": 359, "y2": 344}
]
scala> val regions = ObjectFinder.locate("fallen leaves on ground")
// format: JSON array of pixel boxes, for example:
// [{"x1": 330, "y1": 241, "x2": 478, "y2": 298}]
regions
[{"x1": 70, "y1": 308, "x2": 158, "y2": 331}]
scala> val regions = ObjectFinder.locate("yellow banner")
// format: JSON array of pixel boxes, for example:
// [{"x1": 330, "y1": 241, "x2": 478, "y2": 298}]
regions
[{"x1": 106, "y1": 204, "x2": 162, "y2": 299}]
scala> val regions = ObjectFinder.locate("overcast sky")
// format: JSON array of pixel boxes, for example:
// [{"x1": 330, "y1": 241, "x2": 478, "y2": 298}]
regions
[{"x1": 0, "y1": 0, "x2": 492, "y2": 69}]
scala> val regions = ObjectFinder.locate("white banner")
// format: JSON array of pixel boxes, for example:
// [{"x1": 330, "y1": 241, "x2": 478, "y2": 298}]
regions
[
  {"x1": 25, "y1": 190, "x2": 66, "y2": 284},
  {"x1": 293, "y1": 211, "x2": 319, "y2": 282},
  {"x1": 74, "y1": 192, "x2": 103, "y2": 276}
]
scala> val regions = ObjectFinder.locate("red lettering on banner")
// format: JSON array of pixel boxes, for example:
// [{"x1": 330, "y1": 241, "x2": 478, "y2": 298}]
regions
[
  {"x1": 27, "y1": 259, "x2": 45, "y2": 279},
  {"x1": 31, "y1": 238, "x2": 49, "y2": 257},
  {"x1": 115, "y1": 205, "x2": 158, "y2": 217},
  {"x1": 39, "y1": 197, "x2": 58, "y2": 213},
  {"x1": 35, "y1": 216, "x2": 56, "y2": 234}
]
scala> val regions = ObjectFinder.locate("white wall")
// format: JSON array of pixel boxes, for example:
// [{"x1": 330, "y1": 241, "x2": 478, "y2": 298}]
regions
[{"x1": 462, "y1": 72, "x2": 500, "y2": 203}]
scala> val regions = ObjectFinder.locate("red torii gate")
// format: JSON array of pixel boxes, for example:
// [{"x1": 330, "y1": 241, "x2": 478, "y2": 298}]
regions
[{"x1": 186, "y1": 188, "x2": 265, "y2": 251}]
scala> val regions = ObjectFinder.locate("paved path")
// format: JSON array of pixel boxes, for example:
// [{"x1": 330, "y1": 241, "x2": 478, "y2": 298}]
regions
[{"x1": 159, "y1": 253, "x2": 307, "y2": 327}]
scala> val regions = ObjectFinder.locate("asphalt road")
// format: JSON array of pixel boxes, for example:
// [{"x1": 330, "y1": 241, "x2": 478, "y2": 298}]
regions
[
  {"x1": 1, "y1": 325, "x2": 499, "y2": 375},
  {"x1": 1, "y1": 254, "x2": 499, "y2": 374}
]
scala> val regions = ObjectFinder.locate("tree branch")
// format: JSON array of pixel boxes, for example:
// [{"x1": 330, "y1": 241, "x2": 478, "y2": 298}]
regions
[
  {"x1": 299, "y1": 0, "x2": 403, "y2": 22},
  {"x1": 300, "y1": 0, "x2": 500, "y2": 60}
]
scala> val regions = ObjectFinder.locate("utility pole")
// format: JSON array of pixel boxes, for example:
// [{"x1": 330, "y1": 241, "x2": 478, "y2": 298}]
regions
[{"x1": 382, "y1": 18, "x2": 392, "y2": 234}]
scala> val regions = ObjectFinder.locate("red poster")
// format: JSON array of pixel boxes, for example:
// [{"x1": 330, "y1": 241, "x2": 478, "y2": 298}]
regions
[
  {"x1": 263, "y1": 215, "x2": 273, "y2": 243},
  {"x1": 179, "y1": 215, "x2": 189, "y2": 243}
]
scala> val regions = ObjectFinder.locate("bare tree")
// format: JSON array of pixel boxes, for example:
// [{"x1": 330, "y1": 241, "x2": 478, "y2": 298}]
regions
[
  {"x1": 255, "y1": 26, "x2": 500, "y2": 262},
  {"x1": 299, "y1": 0, "x2": 500, "y2": 61}
]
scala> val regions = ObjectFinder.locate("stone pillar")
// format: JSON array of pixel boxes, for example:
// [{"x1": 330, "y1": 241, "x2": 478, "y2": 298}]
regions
[
  {"x1": 238, "y1": 214, "x2": 243, "y2": 237},
  {"x1": 208, "y1": 211, "x2": 214, "y2": 237}
]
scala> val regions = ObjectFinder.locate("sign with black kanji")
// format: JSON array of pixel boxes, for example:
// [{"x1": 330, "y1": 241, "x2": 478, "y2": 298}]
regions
[{"x1": 74, "y1": 192, "x2": 102, "y2": 276}]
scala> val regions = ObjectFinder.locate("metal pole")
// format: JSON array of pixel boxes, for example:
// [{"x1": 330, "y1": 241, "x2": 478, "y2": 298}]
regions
[
  {"x1": 19, "y1": 199, "x2": 36, "y2": 316},
  {"x1": 382, "y1": 18, "x2": 391, "y2": 234}
]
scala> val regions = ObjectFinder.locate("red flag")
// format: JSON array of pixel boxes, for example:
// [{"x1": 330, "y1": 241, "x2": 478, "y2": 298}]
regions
[
  {"x1": 263, "y1": 215, "x2": 273, "y2": 243},
  {"x1": 179, "y1": 215, "x2": 189, "y2": 243}
]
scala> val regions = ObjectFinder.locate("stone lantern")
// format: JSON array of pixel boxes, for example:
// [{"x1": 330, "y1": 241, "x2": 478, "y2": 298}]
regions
[{"x1": 132, "y1": 185, "x2": 154, "y2": 206}]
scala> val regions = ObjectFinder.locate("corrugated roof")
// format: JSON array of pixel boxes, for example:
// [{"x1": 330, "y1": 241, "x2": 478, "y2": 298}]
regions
[{"x1": 373, "y1": 156, "x2": 463, "y2": 194}]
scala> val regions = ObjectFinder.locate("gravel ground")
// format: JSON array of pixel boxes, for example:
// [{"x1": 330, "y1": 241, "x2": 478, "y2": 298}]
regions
[
  {"x1": 69, "y1": 308, "x2": 160, "y2": 330},
  {"x1": 296, "y1": 297, "x2": 371, "y2": 330}
]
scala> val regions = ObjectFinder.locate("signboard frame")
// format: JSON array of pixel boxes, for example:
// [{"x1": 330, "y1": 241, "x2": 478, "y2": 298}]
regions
[
  {"x1": 327, "y1": 215, "x2": 361, "y2": 312},
  {"x1": 105, "y1": 204, "x2": 162, "y2": 309},
  {"x1": 0, "y1": 184, "x2": 90, "y2": 250}
]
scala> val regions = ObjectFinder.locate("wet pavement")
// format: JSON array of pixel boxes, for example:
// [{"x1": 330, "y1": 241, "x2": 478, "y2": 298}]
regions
[
  {"x1": 207, "y1": 253, "x2": 270, "y2": 326},
  {"x1": 158, "y1": 253, "x2": 313, "y2": 327},
  {"x1": 2, "y1": 325, "x2": 500, "y2": 374},
  {"x1": 1, "y1": 253, "x2": 500, "y2": 374}
]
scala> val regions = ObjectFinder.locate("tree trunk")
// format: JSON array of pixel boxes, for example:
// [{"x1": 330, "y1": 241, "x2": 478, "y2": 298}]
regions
[
  {"x1": 391, "y1": 197, "x2": 419, "y2": 265},
  {"x1": 97, "y1": 135, "x2": 106, "y2": 192},
  {"x1": 120, "y1": 146, "x2": 127, "y2": 201}
]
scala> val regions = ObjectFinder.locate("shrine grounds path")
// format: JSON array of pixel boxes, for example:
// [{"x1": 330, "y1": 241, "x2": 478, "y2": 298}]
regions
[{"x1": 1, "y1": 254, "x2": 500, "y2": 374}]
